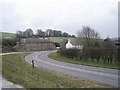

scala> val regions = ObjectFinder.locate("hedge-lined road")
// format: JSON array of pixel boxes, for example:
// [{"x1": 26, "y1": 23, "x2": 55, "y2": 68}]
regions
[{"x1": 25, "y1": 50, "x2": 119, "y2": 87}]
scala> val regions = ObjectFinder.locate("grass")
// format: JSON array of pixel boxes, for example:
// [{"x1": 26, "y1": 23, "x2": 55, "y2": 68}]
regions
[
  {"x1": 48, "y1": 52, "x2": 119, "y2": 69},
  {"x1": 2, "y1": 53, "x2": 114, "y2": 88},
  {"x1": 49, "y1": 37, "x2": 76, "y2": 43},
  {"x1": 0, "y1": 32, "x2": 16, "y2": 39}
]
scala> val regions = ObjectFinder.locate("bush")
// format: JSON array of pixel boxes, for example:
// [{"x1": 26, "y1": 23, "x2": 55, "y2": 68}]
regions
[
  {"x1": 58, "y1": 48, "x2": 80, "y2": 59},
  {"x1": 82, "y1": 47, "x2": 118, "y2": 64},
  {"x1": 2, "y1": 38, "x2": 19, "y2": 52},
  {"x1": 2, "y1": 38, "x2": 19, "y2": 46}
]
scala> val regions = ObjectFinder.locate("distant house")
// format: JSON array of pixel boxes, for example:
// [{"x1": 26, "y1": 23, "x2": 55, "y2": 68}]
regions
[
  {"x1": 66, "y1": 39, "x2": 83, "y2": 49},
  {"x1": 14, "y1": 38, "x2": 56, "y2": 51}
]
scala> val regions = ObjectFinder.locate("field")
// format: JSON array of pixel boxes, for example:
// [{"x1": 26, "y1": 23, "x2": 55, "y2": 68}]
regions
[
  {"x1": 0, "y1": 32, "x2": 16, "y2": 39},
  {"x1": 48, "y1": 52, "x2": 119, "y2": 69},
  {"x1": 2, "y1": 53, "x2": 113, "y2": 88},
  {"x1": 49, "y1": 37, "x2": 76, "y2": 43}
]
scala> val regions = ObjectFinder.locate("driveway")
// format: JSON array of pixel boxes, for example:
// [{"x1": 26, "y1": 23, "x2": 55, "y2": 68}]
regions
[{"x1": 25, "y1": 50, "x2": 119, "y2": 87}]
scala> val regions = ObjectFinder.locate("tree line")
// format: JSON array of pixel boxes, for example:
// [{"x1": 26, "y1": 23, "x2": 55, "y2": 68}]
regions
[{"x1": 16, "y1": 28, "x2": 76, "y2": 38}]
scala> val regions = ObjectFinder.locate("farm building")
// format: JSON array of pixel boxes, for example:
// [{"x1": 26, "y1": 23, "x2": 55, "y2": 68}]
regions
[{"x1": 15, "y1": 38, "x2": 56, "y2": 51}]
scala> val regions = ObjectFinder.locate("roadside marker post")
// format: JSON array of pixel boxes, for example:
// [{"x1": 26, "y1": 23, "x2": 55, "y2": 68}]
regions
[{"x1": 32, "y1": 60, "x2": 34, "y2": 68}]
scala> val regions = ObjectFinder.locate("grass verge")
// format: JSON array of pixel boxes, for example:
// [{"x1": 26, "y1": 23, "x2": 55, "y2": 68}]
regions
[
  {"x1": 48, "y1": 52, "x2": 119, "y2": 69},
  {"x1": 2, "y1": 53, "x2": 114, "y2": 88}
]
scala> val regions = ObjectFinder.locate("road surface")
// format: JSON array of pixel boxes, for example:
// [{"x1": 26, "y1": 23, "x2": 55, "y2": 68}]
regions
[{"x1": 25, "y1": 50, "x2": 119, "y2": 87}]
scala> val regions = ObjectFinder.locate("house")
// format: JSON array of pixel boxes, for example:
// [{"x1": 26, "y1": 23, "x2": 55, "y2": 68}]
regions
[
  {"x1": 14, "y1": 38, "x2": 56, "y2": 51},
  {"x1": 66, "y1": 39, "x2": 83, "y2": 49}
]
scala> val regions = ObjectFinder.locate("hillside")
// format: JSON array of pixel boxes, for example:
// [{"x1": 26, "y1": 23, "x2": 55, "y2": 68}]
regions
[
  {"x1": 0, "y1": 32, "x2": 76, "y2": 43},
  {"x1": 49, "y1": 37, "x2": 76, "y2": 43},
  {"x1": 0, "y1": 32, "x2": 16, "y2": 39},
  {"x1": 110, "y1": 37, "x2": 119, "y2": 41}
]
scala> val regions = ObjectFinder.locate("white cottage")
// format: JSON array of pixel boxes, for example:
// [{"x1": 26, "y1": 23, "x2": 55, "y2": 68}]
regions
[{"x1": 66, "y1": 39, "x2": 83, "y2": 49}]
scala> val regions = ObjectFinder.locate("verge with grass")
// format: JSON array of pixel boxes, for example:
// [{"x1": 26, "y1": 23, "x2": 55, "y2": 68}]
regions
[{"x1": 48, "y1": 52, "x2": 119, "y2": 69}]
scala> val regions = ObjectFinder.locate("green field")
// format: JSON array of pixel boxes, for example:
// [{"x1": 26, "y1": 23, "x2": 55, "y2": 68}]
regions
[
  {"x1": 48, "y1": 52, "x2": 119, "y2": 69},
  {"x1": 49, "y1": 37, "x2": 76, "y2": 43},
  {"x1": 0, "y1": 32, "x2": 16, "y2": 39},
  {"x1": 2, "y1": 53, "x2": 113, "y2": 88}
]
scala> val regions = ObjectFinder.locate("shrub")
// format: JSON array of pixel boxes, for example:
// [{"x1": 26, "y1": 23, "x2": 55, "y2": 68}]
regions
[{"x1": 58, "y1": 48, "x2": 80, "y2": 59}]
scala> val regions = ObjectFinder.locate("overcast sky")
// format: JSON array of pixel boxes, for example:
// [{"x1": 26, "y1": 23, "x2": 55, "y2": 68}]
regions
[{"x1": 0, "y1": 0, "x2": 119, "y2": 38}]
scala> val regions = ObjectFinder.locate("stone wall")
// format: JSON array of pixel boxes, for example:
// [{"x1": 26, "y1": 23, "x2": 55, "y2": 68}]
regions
[{"x1": 17, "y1": 42, "x2": 55, "y2": 51}]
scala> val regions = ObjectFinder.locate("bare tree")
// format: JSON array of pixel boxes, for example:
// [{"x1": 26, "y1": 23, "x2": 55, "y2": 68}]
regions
[{"x1": 77, "y1": 26, "x2": 100, "y2": 47}]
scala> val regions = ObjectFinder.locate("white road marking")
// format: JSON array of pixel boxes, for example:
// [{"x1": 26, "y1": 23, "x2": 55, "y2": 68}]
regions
[{"x1": 0, "y1": 52, "x2": 21, "y2": 55}]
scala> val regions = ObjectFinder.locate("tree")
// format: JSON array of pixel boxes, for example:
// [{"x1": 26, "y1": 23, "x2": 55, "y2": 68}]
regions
[
  {"x1": 77, "y1": 26, "x2": 100, "y2": 47},
  {"x1": 46, "y1": 29, "x2": 54, "y2": 37},
  {"x1": 72, "y1": 35, "x2": 76, "y2": 38},
  {"x1": 37, "y1": 29, "x2": 45, "y2": 37},
  {"x1": 24, "y1": 28, "x2": 34, "y2": 37},
  {"x1": 62, "y1": 32, "x2": 69, "y2": 37},
  {"x1": 104, "y1": 37, "x2": 110, "y2": 41},
  {"x1": 57, "y1": 31, "x2": 62, "y2": 37},
  {"x1": 16, "y1": 30, "x2": 23, "y2": 38},
  {"x1": 60, "y1": 39, "x2": 68, "y2": 49},
  {"x1": 51, "y1": 30, "x2": 62, "y2": 37}
]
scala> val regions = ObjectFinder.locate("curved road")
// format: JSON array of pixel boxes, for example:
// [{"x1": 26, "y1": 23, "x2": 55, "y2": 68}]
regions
[{"x1": 25, "y1": 50, "x2": 119, "y2": 87}]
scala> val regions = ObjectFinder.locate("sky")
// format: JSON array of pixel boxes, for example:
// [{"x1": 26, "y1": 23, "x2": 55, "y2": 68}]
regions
[{"x1": 0, "y1": 0, "x2": 119, "y2": 38}]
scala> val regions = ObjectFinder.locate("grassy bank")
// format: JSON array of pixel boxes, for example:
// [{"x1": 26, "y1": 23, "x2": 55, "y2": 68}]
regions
[
  {"x1": 2, "y1": 53, "x2": 114, "y2": 88},
  {"x1": 48, "y1": 52, "x2": 119, "y2": 69},
  {"x1": 0, "y1": 32, "x2": 16, "y2": 39}
]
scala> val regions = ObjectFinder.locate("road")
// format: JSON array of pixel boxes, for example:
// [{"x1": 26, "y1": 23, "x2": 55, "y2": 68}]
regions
[
  {"x1": 0, "y1": 52, "x2": 24, "y2": 89},
  {"x1": 0, "y1": 52, "x2": 21, "y2": 55},
  {"x1": 25, "y1": 50, "x2": 119, "y2": 87}
]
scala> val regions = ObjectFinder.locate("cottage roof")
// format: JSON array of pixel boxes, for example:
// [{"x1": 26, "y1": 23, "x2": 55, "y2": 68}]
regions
[{"x1": 20, "y1": 38, "x2": 53, "y2": 43}]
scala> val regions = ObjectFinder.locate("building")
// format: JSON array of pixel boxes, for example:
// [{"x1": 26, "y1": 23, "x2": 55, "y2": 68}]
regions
[
  {"x1": 66, "y1": 39, "x2": 83, "y2": 49},
  {"x1": 15, "y1": 38, "x2": 56, "y2": 51}
]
